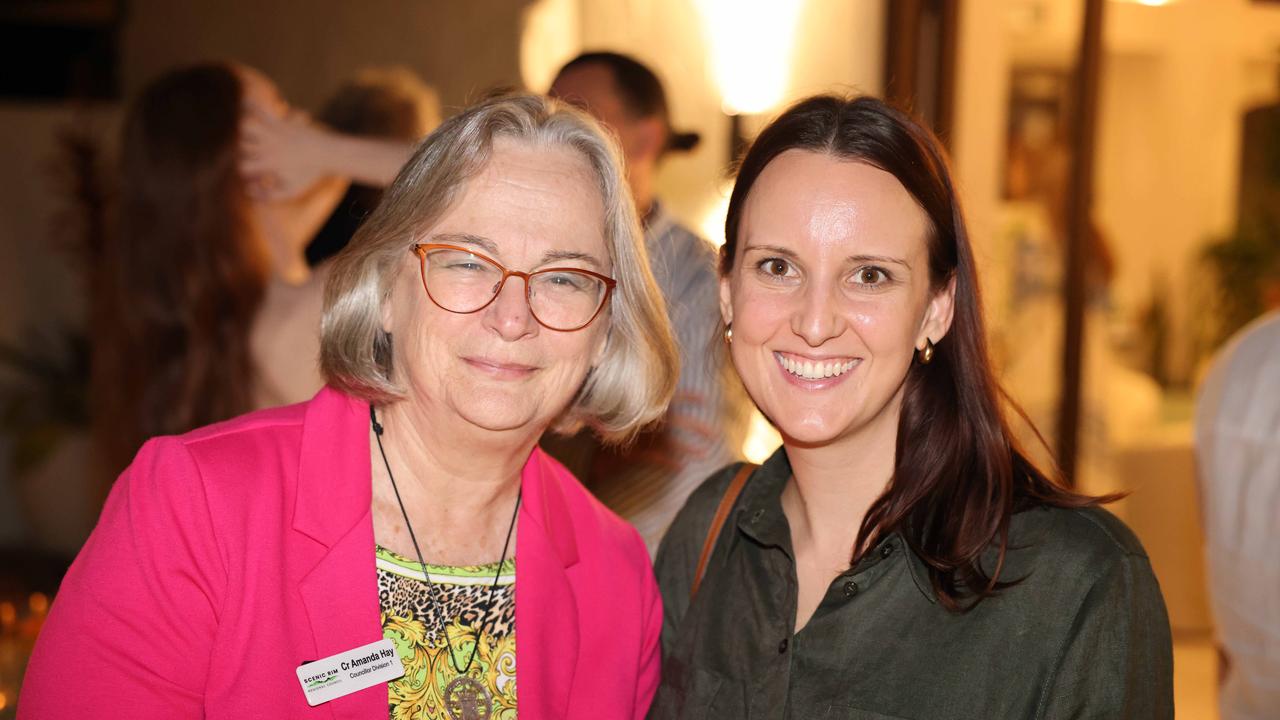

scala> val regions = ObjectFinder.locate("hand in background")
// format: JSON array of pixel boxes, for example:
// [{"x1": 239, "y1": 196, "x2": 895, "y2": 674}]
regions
[{"x1": 239, "y1": 100, "x2": 337, "y2": 202}]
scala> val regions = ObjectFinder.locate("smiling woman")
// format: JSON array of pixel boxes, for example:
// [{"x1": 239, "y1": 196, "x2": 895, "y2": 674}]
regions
[
  {"x1": 21, "y1": 94, "x2": 677, "y2": 720},
  {"x1": 650, "y1": 96, "x2": 1173, "y2": 719}
]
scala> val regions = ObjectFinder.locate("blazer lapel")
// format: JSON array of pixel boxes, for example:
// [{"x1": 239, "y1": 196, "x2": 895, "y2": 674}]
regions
[
  {"x1": 292, "y1": 388, "x2": 386, "y2": 720},
  {"x1": 517, "y1": 448, "x2": 582, "y2": 718}
]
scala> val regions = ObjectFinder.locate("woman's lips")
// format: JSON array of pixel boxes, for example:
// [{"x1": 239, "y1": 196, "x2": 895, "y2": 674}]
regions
[
  {"x1": 463, "y1": 356, "x2": 539, "y2": 380},
  {"x1": 774, "y1": 351, "x2": 860, "y2": 387}
]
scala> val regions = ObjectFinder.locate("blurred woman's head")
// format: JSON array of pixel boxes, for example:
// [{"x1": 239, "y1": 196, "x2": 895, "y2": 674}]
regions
[
  {"x1": 317, "y1": 66, "x2": 441, "y2": 140},
  {"x1": 721, "y1": 95, "x2": 1097, "y2": 609},
  {"x1": 321, "y1": 93, "x2": 677, "y2": 444},
  {"x1": 95, "y1": 62, "x2": 269, "y2": 473}
]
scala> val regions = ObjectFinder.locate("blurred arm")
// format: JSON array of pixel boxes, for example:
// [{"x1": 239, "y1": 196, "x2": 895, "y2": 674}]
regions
[{"x1": 240, "y1": 101, "x2": 412, "y2": 200}]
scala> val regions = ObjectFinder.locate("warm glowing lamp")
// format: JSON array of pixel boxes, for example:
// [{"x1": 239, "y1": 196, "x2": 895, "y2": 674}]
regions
[
  {"x1": 698, "y1": 0, "x2": 804, "y2": 114},
  {"x1": 698, "y1": 0, "x2": 805, "y2": 162}
]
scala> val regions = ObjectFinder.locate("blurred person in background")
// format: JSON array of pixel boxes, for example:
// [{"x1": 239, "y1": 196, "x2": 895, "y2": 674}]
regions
[
  {"x1": 92, "y1": 62, "x2": 347, "y2": 480},
  {"x1": 547, "y1": 51, "x2": 749, "y2": 553},
  {"x1": 651, "y1": 95, "x2": 1172, "y2": 718},
  {"x1": 1195, "y1": 309, "x2": 1280, "y2": 720},
  {"x1": 304, "y1": 66, "x2": 441, "y2": 267},
  {"x1": 22, "y1": 94, "x2": 674, "y2": 719}
]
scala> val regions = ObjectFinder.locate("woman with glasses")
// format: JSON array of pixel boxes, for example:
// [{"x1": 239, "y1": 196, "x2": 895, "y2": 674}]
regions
[
  {"x1": 649, "y1": 96, "x2": 1172, "y2": 718},
  {"x1": 22, "y1": 94, "x2": 677, "y2": 719}
]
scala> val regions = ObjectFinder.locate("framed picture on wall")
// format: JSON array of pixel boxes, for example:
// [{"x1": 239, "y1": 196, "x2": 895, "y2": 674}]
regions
[{"x1": 1003, "y1": 66, "x2": 1074, "y2": 200}]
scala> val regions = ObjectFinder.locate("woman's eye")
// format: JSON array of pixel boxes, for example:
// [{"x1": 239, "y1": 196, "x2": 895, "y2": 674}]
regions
[
  {"x1": 757, "y1": 257, "x2": 793, "y2": 277},
  {"x1": 853, "y1": 267, "x2": 888, "y2": 285}
]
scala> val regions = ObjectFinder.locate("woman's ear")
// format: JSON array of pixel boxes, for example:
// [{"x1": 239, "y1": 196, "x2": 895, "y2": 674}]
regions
[
  {"x1": 917, "y1": 274, "x2": 956, "y2": 350},
  {"x1": 381, "y1": 279, "x2": 395, "y2": 335},
  {"x1": 719, "y1": 275, "x2": 733, "y2": 328}
]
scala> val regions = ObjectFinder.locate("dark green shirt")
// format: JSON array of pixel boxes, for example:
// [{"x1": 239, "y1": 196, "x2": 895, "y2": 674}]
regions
[{"x1": 650, "y1": 449, "x2": 1174, "y2": 720}]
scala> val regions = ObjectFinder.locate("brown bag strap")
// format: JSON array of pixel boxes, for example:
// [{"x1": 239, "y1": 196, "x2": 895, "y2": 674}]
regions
[{"x1": 690, "y1": 462, "x2": 757, "y2": 601}]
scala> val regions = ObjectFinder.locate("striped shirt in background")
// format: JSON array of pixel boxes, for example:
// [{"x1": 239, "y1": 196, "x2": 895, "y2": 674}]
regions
[
  {"x1": 543, "y1": 200, "x2": 751, "y2": 555},
  {"x1": 1195, "y1": 310, "x2": 1280, "y2": 720}
]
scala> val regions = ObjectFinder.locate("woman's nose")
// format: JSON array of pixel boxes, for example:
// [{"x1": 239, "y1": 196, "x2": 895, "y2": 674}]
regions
[
  {"x1": 790, "y1": 281, "x2": 845, "y2": 347},
  {"x1": 483, "y1": 274, "x2": 538, "y2": 340}
]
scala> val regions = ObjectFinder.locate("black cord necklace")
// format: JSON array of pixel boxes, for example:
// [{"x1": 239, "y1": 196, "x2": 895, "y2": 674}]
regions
[{"x1": 370, "y1": 406, "x2": 520, "y2": 675}]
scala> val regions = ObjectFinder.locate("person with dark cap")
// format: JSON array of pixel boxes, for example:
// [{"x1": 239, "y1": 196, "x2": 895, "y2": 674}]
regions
[{"x1": 547, "y1": 52, "x2": 749, "y2": 553}]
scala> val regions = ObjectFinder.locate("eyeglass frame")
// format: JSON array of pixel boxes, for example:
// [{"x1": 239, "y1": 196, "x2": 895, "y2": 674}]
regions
[{"x1": 410, "y1": 242, "x2": 618, "y2": 332}]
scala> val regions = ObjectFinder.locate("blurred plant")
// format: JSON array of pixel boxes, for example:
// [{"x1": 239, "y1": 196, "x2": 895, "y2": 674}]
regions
[
  {"x1": 50, "y1": 116, "x2": 111, "y2": 273},
  {"x1": 1201, "y1": 218, "x2": 1280, "y2": 348},
  {"x1": 0, "y1": 117, "x2": 106, "y2": 480},
  {"x1": 1137, "y1": 272, "x2": 1172, "y2": 387},
  {"x1": 0, "y1": 331, "x2": 90, "y2": 478}
]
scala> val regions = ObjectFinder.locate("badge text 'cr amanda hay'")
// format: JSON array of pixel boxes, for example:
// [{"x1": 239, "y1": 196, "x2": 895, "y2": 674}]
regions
[{"x1": 295, "y1": 638, "x2": 405, "y2": 706}]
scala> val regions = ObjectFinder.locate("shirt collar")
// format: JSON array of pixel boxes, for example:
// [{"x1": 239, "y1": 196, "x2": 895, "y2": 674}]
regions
[
  {"x1": 732, "y1": 445, "x2": 937, "y2": 603},
  {"x1": 896, "y1": 532, "x2": 939, "y2": 604},
  {"x1": 733, "y1": 447, "x2": 794, "y2": 555}
]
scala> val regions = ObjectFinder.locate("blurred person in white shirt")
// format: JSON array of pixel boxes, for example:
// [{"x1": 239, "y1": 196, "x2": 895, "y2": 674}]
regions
[{"x1": 1195, "y1": 308, "x2": 1280, "y2": 720}]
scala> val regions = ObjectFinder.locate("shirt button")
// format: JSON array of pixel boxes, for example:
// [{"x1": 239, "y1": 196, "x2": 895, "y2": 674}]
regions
[
  {"x1": 843, "y1": 580, "x2": 859, "y2": 598},
  {"x1": 751, "y1": 509, "x2": 765, "y2": 523},
  {"x1": 881, "y1": 544, "x2": 894, "y2": 558},
  {"x1": 778, "y1": 638, "x2": 789, "y2": 654}
]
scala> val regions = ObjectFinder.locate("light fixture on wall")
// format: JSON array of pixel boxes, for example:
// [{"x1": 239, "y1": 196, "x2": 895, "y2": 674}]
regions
[{"x1": 697, "y1": 0, "x2": 805, "y2": 162}]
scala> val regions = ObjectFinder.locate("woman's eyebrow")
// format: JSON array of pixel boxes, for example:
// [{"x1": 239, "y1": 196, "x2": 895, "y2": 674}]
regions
[
  {"x1": 541, "y1": 249, "x2": 605, "y2": 269},
  {"x1": 847, "y1": 253, "x2": 909, "y2": 269},
  {"x1": 429, "y1": 233, "x2": 605, "y2": 270},
  {"x1": 741, "y1": 243, "x2": 800, "y2": 260},
  {"x1": 430, "y1": 232, "x2": 500, "y2": 256}
]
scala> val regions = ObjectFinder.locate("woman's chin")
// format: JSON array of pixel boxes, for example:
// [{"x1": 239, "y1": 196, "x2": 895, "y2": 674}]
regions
[
  {"x1": 454, "y1": 406, "x2": 542, "y2": 435},
  {"x1": 769, "y1": 411, "x2": 854, "y2": 449},
  {"x1": 777, "y1": 427, "x2": 845, "y2": 449},
  {"x1": 452, "y1": 393, "x2": 567, "y2": 435}
]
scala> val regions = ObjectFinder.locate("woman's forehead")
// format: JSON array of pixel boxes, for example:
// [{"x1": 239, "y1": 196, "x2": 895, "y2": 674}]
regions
[
  {"x1": 431, "y1": 140, "x2": 610, "y2": 262},
  {"x1": 741, "y1": 151, "x2": 930, "y2": 256}
]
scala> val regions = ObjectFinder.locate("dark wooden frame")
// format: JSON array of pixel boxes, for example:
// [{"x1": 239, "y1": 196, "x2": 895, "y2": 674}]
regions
[{"x1": 883, "y1": 0, "x2": 959, "y2": 146}]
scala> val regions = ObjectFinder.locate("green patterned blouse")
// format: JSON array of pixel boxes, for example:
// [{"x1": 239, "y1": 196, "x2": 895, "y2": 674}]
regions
[{"x1": 376, "y1": 546, "x2": 515, "y2": 720}]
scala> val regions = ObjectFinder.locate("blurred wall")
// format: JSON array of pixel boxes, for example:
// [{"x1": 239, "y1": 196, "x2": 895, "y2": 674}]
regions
[
  {"x1": 122, "y1": 0, "x2": 534, "y2": 111},
  {"x1": 952, "y1": 0, "x2": 1013, "y2": 307}
]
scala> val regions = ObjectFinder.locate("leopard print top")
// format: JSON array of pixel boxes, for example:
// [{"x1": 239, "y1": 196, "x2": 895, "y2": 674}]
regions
[{"x1": 377, "y1": 546, "x2": 515, "y2": 720}]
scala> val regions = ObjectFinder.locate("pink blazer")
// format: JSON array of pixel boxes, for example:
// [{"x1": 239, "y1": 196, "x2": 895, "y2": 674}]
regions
[{"x1": 20, "y1": 387, "x2": 661, "y2": 719}]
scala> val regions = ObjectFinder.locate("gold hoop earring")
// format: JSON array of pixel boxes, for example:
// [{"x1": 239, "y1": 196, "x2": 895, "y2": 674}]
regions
[
  {"x1": 723, "y1": 324, "x2": 733, "y2": 345},
  {"x1": 918, "y1": 338, "x2": 935, "y2": 365}
]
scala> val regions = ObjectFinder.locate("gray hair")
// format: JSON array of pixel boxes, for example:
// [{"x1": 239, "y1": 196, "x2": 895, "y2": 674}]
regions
[{"x1": 320, "y1": 93, "x2": 678, "y2": 442}]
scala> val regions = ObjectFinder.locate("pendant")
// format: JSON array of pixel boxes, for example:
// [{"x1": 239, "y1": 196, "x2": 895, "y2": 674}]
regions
[{"x1": 445, "y1": 676, "x2": 493, "y2": 720}]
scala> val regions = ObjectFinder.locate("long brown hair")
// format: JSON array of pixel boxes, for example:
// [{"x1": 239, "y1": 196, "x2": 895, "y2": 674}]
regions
[
  {"x1": 722, "y1": 95, "x2": 1106, "y2": 611},
  {"x1": 93, "y1": 63, "x2": 269, "y2": 475}
]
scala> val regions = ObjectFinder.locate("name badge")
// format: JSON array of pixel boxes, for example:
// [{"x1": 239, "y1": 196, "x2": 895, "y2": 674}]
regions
[{"x1": 295, "y1": 638, "x2": 405, "y2": 706}]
